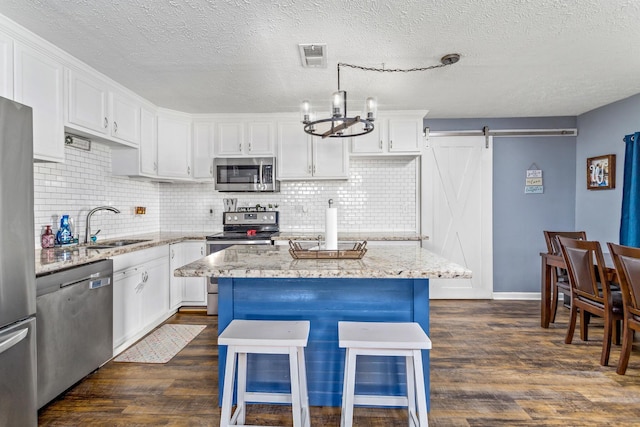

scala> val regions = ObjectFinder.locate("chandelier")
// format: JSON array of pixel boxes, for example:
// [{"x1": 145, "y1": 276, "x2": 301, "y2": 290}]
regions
[{"x1": 300, "y1": 53, "x2": 461, "y2": 139}]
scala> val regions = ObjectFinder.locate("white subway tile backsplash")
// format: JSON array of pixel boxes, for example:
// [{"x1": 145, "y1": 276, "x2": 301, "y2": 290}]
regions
[{"x1": 34, "y1": 143, "x2": 418, "y2": 246}]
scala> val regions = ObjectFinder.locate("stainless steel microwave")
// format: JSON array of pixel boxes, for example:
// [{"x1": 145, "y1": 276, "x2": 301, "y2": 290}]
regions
[{"x1": 214, "y1": 157, "x2": 279, "y2": 192}]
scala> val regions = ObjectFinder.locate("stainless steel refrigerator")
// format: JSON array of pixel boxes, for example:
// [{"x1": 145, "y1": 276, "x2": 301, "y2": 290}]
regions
[{"x1": 0, "y1": 96, "x2": 37, "y2": 426}]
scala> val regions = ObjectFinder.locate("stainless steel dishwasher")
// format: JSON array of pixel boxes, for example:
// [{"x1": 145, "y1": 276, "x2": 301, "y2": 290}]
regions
[{"x1": 36, "y1": 259, "x2": 113, "y2": 408}]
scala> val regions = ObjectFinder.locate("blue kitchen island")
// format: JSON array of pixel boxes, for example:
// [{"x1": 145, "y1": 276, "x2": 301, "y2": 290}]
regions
[{"x1": 175, "y1": 244, "x2": 470, "y2": 408}]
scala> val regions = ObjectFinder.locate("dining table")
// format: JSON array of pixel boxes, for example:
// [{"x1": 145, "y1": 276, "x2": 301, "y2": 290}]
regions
[{"x1": 539, "y1": 251, "x2": 617, "y2": 328}]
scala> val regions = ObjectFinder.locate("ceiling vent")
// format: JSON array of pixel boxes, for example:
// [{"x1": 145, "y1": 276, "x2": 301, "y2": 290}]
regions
[{"x1": 298, "y1": 44, "x2": 327, "y2": 68}]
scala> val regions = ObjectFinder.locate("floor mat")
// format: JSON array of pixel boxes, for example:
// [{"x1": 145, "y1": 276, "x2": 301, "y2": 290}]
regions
[{"x1": 114, "y1": 324, "x2": 207, "y2": 363}]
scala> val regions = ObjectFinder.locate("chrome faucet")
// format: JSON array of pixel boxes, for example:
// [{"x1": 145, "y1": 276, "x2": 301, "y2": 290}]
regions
[{"x1": 85, "y1": 206, "x2": 120, "y2": 243}]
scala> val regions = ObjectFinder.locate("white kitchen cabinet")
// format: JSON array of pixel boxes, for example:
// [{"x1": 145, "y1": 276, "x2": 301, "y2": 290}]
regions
[
  {"x1": 111, "y1": 105, "x2": 159, "y2": 178},
  {"x1": 215, "y1": 120, "x2": 274, "y2": 157},
  {"x1": 112, "y1": 245, "x2": 170, "y2": 355},
  {"x1": 192, "y1": 121, "x2": 214, "y2": 179},
  {"x1": 277, "y1": 121, "x2": 349, "y2": 180},
  {"x1": 13, "y1": 42, "x2": 64, "y2": 162},
  {"x1": 157, "y1": 110, "x2": 192, "y2": 179},
  {"x1": 169, "y1": 241, "x2": 207, "y2": 308},
  {"x1": 0, "y1": 30, "x2": 13, "y2": 99},
  {"x1": 65, "y1": 68, "x2": 140, "y2": 147},
  {"x1": 350, "y1": 112, "x2": 427, "y2": 156},
  {"x1": 109, "y1": 90, "x2": 140, "y2": 146}
]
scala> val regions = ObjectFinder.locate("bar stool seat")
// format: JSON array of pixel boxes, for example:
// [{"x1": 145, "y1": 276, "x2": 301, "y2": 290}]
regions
[
  {"x1": 338, "y1": 321, "x2": 432, "y2": 427},
  {"x1": 218, "y1": 319, "x2": 311, "y2": 427}
]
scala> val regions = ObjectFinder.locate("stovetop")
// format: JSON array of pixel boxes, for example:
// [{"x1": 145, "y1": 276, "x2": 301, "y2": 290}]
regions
[{"x1": 206, "y1": 210, "x2": 280, "y2": 241}]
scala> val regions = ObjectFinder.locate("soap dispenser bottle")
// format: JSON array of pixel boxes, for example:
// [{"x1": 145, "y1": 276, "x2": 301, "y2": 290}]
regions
[{"x1": 56, "y1": 215, "x2": 72, "y2": 245}]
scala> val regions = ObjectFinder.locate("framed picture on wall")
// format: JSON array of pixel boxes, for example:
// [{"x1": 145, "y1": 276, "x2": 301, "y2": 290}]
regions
[{"x1": 587, "y1": 154, "x2": 615, "y2": 190}]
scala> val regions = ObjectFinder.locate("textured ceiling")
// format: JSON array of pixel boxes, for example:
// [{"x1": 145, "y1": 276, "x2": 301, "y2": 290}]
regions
[{"x1": 0, "y1": 0, "x2": 639, "y2": 118}]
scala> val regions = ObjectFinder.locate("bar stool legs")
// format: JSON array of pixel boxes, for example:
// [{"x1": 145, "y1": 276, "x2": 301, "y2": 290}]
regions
[
  {"x1": 218, "y1": 320, "x2": 311, "y2": 427},
  {"x1": 338, "y1": 321, "x2": 432, "y2": 427}
]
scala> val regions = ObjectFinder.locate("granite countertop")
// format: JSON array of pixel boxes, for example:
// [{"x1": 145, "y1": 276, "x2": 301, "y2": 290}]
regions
[
  {"x1": 36, "y1": 232, "x2": 209, "y2": 276},
  {"x1": 174, "y1": 245, "x2": 471, "y2": 279},
  {"x1": 272, "y1": 231, "x2": 428, "y2": 242}
]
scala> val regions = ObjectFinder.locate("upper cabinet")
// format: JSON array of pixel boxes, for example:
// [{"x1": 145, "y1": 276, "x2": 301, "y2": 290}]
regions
[
  {"x1": 215, "y1": 120, "x2": 274, "y2": 157},
  {"x1": 13, "y1": 42, "x2": 64, "y2": 162},
  {"x1": 192, "y1": 121, "x2": 215, "y2": 180},
  {"x1": 277, "y1": 121, "x2": 349, "y2": 180},
  {"x1": 350, "y1": 111, "x2": 427, "y2": 156},
  {"x1": 0, "y1": 30, "x2": 13, "y2": 99},
  {"x1": 65, "y1": 68, "x2": 140, "y2": 147},
  {"x1": 157, "y1": 109, "x2": 192, "y2": 180},
  {"x1": 111, "y1": 105, "x2": 158, "y2": 178}
]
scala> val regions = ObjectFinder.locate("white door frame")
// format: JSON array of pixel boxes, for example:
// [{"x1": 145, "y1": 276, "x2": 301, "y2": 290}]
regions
[{"x1": 420, "y1": 134, "x2": 493, "y2": 299}]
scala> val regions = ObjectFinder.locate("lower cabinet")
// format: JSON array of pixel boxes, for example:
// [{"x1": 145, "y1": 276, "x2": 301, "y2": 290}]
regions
[
  {"x1": 112, "y1": 245, "x2": 170, "y2": 355},
  {"x1": 170, "y1": 241, "x2": 207, "y2": 309}
]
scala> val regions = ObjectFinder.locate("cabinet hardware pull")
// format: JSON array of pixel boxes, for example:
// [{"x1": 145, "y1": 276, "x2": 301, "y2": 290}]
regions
[
  {"x1": 379, "y1": 140, "x2": 383, "y2": 149},
  {"x1": 308, "y1": 165, "x2": 311, "y2": 174},
  {"x1": 187, "y1": 166, "x2": 191, "y2": 175},
  {"x1": 154, "y1": 162, "x2": 157, "y2": 171},
  {"x1": 313, "y1": 165, "x2": 316, "y2": 174},
  {"x1": 104, "y1": 117, "x2": 108, "y2": 128},
  {"x1": 390, "y1": 140, "x2": 393, "y2": 149},
  {"x1": 209, "y1": 165, "x2": 213, "y2": 175},
  {"x1": 113, "y1": 121, "x2": 118, "y2": 133},
  {"x1": 248, "y1": 142, "x2": 252, "y2": 151},
  {"x1": 239, "y1": 143, "x2": 242, "y2": 151}
]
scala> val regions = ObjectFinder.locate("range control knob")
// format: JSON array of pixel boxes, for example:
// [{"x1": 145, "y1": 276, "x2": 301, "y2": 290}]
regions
[
  {"x1": 226, "y1": 215, "x2": 232, "y2": 221},
  {"x1": 262, "y1": 215, "x2": 267, "y2": 220},
  {"x1": 270, "y1": 215, "x2": 274, "y2": 220},
  {"x1": 233, "y1": 215, "x2": 238, "y2": 221}
]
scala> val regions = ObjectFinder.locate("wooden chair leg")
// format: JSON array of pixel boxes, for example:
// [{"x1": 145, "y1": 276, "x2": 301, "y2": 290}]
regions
[
  {"x1": 580, "y1": 311, "x2": 590, "y2": 342},
  {"x1": 600, "y1": 313, "x2": 613, "y2": 366},
  {"x1": 616, "y1": 324, "x2": 634, "y2": 375},
  {"x1": 550, "y1": 283, "x2": 559, "y2": 323},
  {"x1": 565, "y1": 305, "x2": 578, "y2": 344}
]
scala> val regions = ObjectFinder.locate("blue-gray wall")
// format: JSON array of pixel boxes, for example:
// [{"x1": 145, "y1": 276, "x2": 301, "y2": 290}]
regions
[
  {"x1": 576, "y1": 93, "x2": 640, "y2": 245},
  {"x1": 425, "y1": 117, "x2": 577, "y2": 294}
]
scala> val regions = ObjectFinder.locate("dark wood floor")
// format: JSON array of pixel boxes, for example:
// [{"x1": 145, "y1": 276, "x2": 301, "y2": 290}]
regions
[{"x1": 38, "y1": 300, "x2": 640, "y2": 426}]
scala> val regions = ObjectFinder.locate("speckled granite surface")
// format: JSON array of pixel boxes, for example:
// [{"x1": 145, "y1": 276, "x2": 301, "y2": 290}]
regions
[
  {"x1": 174, "y1": 245, "x2": 471, "y2": 279},
  {"x1": 36, "y1": 232, "x2": 207, "y2": 276},
  {"x1": 272, "y1": 232, "x2": 427, "y2": 242}
]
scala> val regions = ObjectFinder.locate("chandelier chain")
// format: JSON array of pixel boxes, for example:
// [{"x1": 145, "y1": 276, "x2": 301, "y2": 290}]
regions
[{"x1": 338, "y1": 62, "x2": 451, "y2": 73}]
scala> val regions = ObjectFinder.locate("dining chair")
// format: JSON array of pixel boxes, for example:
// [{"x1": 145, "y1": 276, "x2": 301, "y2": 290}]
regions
[
  {"x1": 543, "y1": 231, "x2": 587, "y2": 323},
  {"x1": 558, "y1": 236, "x2": 623, "y2": 366},
  {"x1": 607, "y1": 242, "x2": 640, "y2": 375}
]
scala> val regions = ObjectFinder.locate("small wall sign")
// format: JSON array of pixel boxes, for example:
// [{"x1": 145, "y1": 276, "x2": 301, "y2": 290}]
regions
[
  {"x1": 525, "y1": 163, "x2": 543, "y2": 194},
  {"x1": 587, "y1": 154, "x2": 615, "y2": 190}
]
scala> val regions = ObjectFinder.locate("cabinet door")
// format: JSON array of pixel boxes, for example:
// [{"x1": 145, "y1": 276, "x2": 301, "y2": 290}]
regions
[
  {"x1": 157, "y1": 114, "x2": 192, "y2": 179},
  {"x1": 193, "y1": 122, "x2": 214, "y2": 179},
  {"x1": 350, "y1": 120, "x2": 384, "y2": 154},
  {"x1": 388, "y1": 118, "x2": 421, "y2": 153},
  {"x1": 181, "y1": 242, "x2": 206, "y2": 305},
  {"x1": 246, "y1": 121, "x2": 274, "y2": 155},
  {"x1": 216, "y1": 122, "x2": 244, "y2": 156},
  {"x1": 169, "y1": 245, "x2": 183, "y2": 309},
  {"x1": 109, "y1": 91, "x2": 140, "y2": 146},
  {"x1": 139, "y1": 107, "x2": 157, "y2": 175},
  {"x1": 66, "y1": 69, "x2": 109, "y2": 135},
  {"x1": 277, "y1": 121, "x2": 312, "y2": 179},
  {"x1": 140, "y1": 257, "x2": 170, "y2": 327},
  {"x1": 113, "y1": 267, "x2": 143, "y2": 350},
  {"x1": 13, "y1": 42, "x2": 64, "y2": 162},
  {"x1": 313, "y1": 138, "x2": 349, "y2": 179},
  {"x1": 0, "y1": 31, "x2": 13, "y2": 99}
]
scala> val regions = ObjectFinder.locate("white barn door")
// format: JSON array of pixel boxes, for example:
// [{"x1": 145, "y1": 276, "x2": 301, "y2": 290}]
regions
[{"x1": 421, "y1": 135, "x2": 493, "y2": 299}]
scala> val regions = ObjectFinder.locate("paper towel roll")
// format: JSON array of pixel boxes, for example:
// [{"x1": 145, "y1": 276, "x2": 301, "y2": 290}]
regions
[{"x1": 325, "y1": 207, "x2": 338, "y2": 250}]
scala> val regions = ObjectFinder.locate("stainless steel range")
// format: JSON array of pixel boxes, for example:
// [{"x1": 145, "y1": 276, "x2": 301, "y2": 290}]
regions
[{"x1": 205, "y1": 208, "x2": 279, "y2": 315}]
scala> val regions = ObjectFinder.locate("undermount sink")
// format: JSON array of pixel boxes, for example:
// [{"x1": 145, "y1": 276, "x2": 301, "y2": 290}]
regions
[{"x1": 86, "y1": 239, "x2": 151, "y2": 249}]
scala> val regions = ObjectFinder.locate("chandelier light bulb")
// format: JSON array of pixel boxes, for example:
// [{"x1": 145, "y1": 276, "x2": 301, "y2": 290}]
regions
[
  {"x1": 364, "y1": 97, "x2": 377, "y2": 121},
  {"x1": 332, "y1": 91, "x2": 345, "y2": 118},
  {"x1": 300, "y1": 100, "x2": 312, "y2": 124}
]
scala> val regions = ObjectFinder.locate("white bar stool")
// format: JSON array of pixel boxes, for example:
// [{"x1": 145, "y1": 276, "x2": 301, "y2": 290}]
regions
[
  {"x1": 218, "y1": 319, "x2": 311, "y2": 427},
  {"x1": 338, "y1": 321, "x2": 432, "y2": 427}
]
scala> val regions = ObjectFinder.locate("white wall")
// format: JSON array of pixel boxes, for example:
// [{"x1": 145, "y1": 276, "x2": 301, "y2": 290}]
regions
[
  {"x1": 160, "y1": 157, "x2": 418, "y2": 233},
  {"x1": 34, "y1": 144, "x2": 419, "y2": 245}
]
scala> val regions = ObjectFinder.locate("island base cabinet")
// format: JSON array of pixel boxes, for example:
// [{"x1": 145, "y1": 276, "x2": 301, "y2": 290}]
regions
[
  {"x1": 170, "y1": 241, "x2": 207, "y2": 308},
  {"x1": 217, "y1": 277, "x2": 430, "y2": 408},
  {"x1": 112, "y1": 246, "x2": 170, "y2": 355}
]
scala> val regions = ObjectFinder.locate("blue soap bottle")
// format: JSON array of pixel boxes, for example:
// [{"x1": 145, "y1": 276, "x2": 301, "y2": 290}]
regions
[{"x1": 56, "y1": 215, "x2": 72, "y2": 245}]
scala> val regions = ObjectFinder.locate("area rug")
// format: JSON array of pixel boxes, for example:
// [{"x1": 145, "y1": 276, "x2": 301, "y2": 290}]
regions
[{"x1": 114, "y1": 324, "x2": 206, "y2": 363}]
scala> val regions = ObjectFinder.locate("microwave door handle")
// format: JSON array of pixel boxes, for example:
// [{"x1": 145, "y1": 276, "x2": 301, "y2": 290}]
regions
[{"x1": 259, "y1": 160, "x2": 264, "y2": 190}]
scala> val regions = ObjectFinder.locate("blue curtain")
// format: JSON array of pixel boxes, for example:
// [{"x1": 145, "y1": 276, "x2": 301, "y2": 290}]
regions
[{"x1": 621, "y1": 132, "x2": 640, "y2": 247}]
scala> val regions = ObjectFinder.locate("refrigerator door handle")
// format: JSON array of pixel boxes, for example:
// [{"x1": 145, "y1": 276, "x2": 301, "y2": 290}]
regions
[{"x1": 0, "y1": 327, "x2": 28, "y2": 356}]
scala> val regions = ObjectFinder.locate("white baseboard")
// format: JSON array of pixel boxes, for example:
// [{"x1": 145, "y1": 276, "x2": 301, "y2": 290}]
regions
[{"x1": 492, "y1": 292, "x2": 540, "y2": 300}]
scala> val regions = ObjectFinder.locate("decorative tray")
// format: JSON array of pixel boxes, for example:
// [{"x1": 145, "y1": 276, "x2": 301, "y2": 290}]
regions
[{"x1": 288, "y1": 240, "x2": 367, "y2": 259}]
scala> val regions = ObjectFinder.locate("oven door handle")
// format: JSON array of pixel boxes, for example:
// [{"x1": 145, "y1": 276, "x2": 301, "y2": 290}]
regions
[{"x1": 207, "y1": 240, "x2": 273, "y2": 246}]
